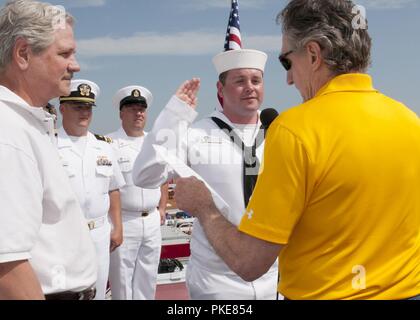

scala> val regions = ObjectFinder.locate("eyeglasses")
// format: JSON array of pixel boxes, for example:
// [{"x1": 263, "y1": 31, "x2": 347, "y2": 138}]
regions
[{"x1": 278, "y1": 50, "x2": 294, "y2": 71}]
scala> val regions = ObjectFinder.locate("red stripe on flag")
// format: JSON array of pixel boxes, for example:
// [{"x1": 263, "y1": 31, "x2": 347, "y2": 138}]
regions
[{"x1": 229, "y1": 34, "x2": 242, "y2": 47}]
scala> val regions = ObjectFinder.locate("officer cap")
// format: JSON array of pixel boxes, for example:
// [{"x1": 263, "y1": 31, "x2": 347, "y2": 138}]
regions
[
  {"x1": 112, "y1": 85, "x2": 153, "y2": 111},
  {"x1": 60, "y1": 79, "x2": 100, "y2": 106}
]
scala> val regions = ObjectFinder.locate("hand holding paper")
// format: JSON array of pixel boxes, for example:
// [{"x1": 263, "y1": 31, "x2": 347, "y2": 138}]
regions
[{"x1": 153, "y1": 144, "x2": 230, "y2": 216}]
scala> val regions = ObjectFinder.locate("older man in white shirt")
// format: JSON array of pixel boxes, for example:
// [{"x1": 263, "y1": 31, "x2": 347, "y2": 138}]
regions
[{"x1": 0, "y1": 1, "x2": 96, "y2": 300}]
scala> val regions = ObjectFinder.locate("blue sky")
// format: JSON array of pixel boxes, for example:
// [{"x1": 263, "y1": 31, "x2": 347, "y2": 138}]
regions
[{"x1": 2, "y1": 0, "x2": 419, "y2": 133}]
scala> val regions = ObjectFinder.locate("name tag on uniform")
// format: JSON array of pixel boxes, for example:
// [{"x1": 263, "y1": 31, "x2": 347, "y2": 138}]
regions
[
  {"x1": 200, "y1": 136, "x2": 222, "y2": 144},
  {"x1": 61, "y1": 160, "x2": 69, "y2": 167},
  {"x1": 118, "y1": 157, "x2": 130, "y2": 163},
  {"x1": 97, "y1": 155, "x2": 112, "y2": 166}
]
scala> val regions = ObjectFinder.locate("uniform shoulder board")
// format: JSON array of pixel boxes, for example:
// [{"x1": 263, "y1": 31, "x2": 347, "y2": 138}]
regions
[{"x1": 94, "y1": 134, "x2": 113, "y2": 144}]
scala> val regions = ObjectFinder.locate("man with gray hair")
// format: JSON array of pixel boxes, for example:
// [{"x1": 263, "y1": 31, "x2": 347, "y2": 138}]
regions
[
  {"x1": 174, "y1": 0, "x2": 420, "y2": 300},
  {"x1": 0, "y1": 0, "x2": 97, "y2": 299}
]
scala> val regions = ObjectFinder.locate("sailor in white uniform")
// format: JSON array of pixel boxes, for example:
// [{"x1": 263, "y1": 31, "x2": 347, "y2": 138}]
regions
[
  {"x1": 132, "y1": 50, "x2": 279, "y2": 300},
  {"x1": 107, "y1": 86, "x2": 168, "y2": 300},
  {"x1": 57, "y1": 80, "x2": 125, "y2": 300}
]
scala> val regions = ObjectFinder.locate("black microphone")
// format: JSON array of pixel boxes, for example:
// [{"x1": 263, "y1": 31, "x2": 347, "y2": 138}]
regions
[{"x1": 260, "y1": 108, "x2": 279, "y2": 131}]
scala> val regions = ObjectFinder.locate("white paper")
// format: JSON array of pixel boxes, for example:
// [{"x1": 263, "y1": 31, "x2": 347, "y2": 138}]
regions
[{"x1": 153, "y1": 144, "x2": 230, "y2": 215}]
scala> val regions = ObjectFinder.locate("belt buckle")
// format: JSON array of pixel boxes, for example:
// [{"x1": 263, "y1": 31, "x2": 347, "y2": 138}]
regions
[
  {"x1": 88, "y1": 221, "x2": 95, "y2": 230},
  {"x1": 141, "y1": 211, "x2": 149, "y2": 217}
]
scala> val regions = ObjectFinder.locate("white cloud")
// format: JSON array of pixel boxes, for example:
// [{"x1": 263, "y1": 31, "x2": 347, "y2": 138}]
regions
[
  {"x1": 62, "y1": 0, "x2": 106, "y2": 8},
  {"x1": 77, "y1": 32, "x2": 280, "y2": 57},
  {"x1": 180, "y1": 0, "x2": 267, "y2": 10},
  {"x1": 357, "y1": 0, "x2": 418, "y2": 9},
  {"x1": 77, "y1": 60, "x2": 101, "y2": 71}
]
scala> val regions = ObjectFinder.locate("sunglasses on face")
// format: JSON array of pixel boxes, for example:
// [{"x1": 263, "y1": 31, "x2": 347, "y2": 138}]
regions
[{"x1": 278, "y1": 50, "x2": 294, "y2": 71}]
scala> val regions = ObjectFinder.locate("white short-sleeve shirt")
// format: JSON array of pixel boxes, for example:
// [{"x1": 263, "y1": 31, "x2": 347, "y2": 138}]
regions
[{"x1": 0, "y1": 86, "x2": 97, "y2": 294}]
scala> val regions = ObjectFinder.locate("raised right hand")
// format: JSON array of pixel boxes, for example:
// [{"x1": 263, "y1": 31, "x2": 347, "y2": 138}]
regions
[{"x1": 175, "y1": 78, "x2": 200, "y2": 110}]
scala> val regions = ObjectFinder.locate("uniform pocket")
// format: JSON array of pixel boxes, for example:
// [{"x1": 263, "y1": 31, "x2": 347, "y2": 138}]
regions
[
  {"x1": 96, "y1": 165, "x2": 113, "y2": 177},
  {"x1": 61, "y1": 161, "x2": 75, "y2": 178},
  {"x1": 96, "y1": 165, "x2": 112, "y2": 193}
]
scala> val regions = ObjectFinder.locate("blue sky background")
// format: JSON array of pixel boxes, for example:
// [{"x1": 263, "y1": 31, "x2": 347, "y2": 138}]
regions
[{"x1": 2, "y1": 0, "x2": 419, "y2": 133}]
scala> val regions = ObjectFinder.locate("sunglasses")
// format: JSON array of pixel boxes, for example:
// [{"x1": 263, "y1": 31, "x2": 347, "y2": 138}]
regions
[{"x1": 278, "y1": 50, "x2": 294, "y2": 71}]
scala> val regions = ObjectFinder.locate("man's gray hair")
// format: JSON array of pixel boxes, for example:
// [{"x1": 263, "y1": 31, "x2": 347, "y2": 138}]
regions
[
  {"x1": 0, "y1": 0, "x2": 74, "y2": 73},
  {"x1": 277, "y1": 0, "x2": 372, "y2": 74}
]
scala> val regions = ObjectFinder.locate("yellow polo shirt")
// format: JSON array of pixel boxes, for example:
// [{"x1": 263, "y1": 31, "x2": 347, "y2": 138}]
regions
[{"x1": 239, "y1": 74, "x2": 420, "y2": 299}]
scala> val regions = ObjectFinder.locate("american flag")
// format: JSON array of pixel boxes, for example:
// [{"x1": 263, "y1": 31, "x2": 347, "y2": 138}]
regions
[{"x1": 224, "y1": 0, "x2": 242, "y2": 51}]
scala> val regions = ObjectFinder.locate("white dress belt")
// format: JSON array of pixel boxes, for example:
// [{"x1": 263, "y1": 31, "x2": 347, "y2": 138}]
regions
[{"x1": 122, "y1": 208, "x2": 157, "y2": 218}]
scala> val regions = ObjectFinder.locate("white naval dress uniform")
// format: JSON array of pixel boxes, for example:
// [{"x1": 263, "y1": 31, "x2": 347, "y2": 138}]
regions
[
  {"x1": 0, "y1": 86, "x2": 97, "y2": 294},
  {"x1": 107, "y1": 128, "x2": 162, "y2": 300},
  {"x1": 57, "y1": 128, "x2": 125, "y2": 300},
  {"x1": 132, "y1": 96, "x2": 279, "y2": 300}
]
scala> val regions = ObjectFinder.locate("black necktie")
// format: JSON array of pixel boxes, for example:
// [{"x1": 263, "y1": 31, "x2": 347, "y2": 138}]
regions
[{"x1": 211, "y1": 117, "x2": 264, "y2": 207}]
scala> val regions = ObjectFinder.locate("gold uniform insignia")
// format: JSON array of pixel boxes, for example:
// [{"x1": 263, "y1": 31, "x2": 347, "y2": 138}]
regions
[
  {"x1": 94, "y1": 134, "x2": 113, "y2": 144},
  {"x1": 132, "y1": 89, "x2": 141, "y2": 98},
  {"x1": 78, "y1": 84, "x2": 91, "y2": 97}
]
